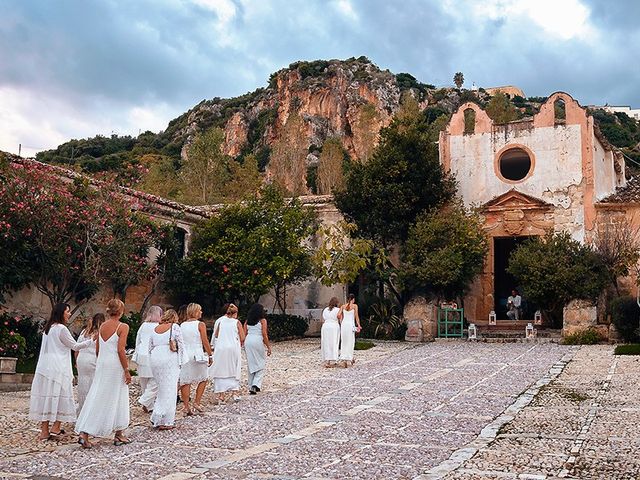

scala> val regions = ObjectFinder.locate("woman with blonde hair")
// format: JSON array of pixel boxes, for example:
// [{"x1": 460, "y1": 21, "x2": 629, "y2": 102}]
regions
[
  {"x1": 133, "y1": 305, "x2": 163, "y2": 413},
  {"x1": 339, "y1": 294, "x2": 361, "y2": 367},
  {"x1": 179, "y1": 303, "x2": 213, "y2": 415},
  {"x1": 320, "y1": 297, "x2": 341, "y2": 368},
  {"x1": 211, "y1": 304, "x2": 244, "y2": 403},
  {"x1": 75, "y1": 312, "x2": 106, "y2": 413},
  {"x1": 29, "y1": 303, "x2": 92, "y2": 440},
  {"x1": 76, "y1": 299, "x2": 131, "y2": 448},
  {"x1": 148, "y1": 309, "x2": 186, "y2": 429}
]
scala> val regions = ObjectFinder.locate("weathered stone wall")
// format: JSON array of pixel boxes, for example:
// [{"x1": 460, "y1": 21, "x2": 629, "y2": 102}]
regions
[
  {"x1": 562, "y1": 299, "x2": 608, "y2": 339},
  {"x1": 403, "y1": 296, "x2": 437, "y2": 342}
]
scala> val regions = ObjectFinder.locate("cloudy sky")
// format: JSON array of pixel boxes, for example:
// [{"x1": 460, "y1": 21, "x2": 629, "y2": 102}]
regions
[{"x1": 0, "y1": 0, "x2": 638, "y2": 157}]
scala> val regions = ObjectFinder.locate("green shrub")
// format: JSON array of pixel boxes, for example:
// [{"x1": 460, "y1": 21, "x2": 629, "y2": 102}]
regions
[
  {"x1": 121, "y1": 311, "x2": 143, "y2": 349},
  {"x1": 610, "y1": 296, "x2": 640, "y2": 343},
  {"x1": 266, "y1": 313, "x2": 308, "y2": 341},
  {"x1": 354, "y1": 339, "x2": 375, "y2": 350},
  {"x1": 614, "y1": 344, "x2": 640, "y2": 355},
  {"x1": 562, "y1": 328, "x2": 603, "y2": 345},
  {"x1": 8, "y1": 313, "x2": 42, "y2": 358}
]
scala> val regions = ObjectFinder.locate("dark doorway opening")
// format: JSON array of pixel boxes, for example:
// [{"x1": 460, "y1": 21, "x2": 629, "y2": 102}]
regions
[{"x1": 494, "y1": 236, "x2": 537, "y2": 319}]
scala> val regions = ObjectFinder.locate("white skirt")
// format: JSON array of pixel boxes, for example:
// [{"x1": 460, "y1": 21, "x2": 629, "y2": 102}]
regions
[
  {"x1": 29, "y1": 373, "x2": 77, "y2": 423},
  {"x1": 214, "y1": 377, "x2": 240, "y2": 393},
  {"x1": 179, "y1": 360, "x2": 208, "y2": 386}
]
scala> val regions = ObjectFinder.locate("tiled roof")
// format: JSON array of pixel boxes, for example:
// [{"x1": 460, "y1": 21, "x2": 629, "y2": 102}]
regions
[{"x1": 599, "y1": 176, "x2": 640, "y2": 204}]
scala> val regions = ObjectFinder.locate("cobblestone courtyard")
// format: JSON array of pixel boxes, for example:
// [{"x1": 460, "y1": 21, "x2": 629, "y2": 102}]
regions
[{"x1": 0, "y1": 340, "x2": 637, "y2": 479}]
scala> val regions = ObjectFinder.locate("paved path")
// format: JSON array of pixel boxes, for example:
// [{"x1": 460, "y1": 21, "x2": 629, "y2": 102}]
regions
[{"x1": 0, "y1": 340, "x2": 574, "y2": 479}]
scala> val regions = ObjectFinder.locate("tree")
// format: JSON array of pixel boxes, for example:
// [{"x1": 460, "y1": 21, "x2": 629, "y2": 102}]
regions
[
  {"x1": 334, "y1": 106, "x2": 456, "y2": 246},
  {"x1": 317, "y1": 138, "x2": 347, "y2": 195},
  {"x1": 0, "y1": 161, "x2": 161, "y2": 312},
  {"x1": 594, "y1": 221, "x2": 640, "y2": 296},
  {"x1": 169, "y1": 186, "x2": 317, "y2": 310},
  {"x1": 485, "y1": 92, "x2": 519, "y2": 124},
  {"x1": 453, "y1": 72, "x2": 464, "y2": 89},
  {"x1": 182, "y1": 127, "x2": 231, "y2": 204},
  {"x1": 401, "y1": 203, "x2": 488, "y2": 300},
  {"x1": 507, "y1": 232, "x2": 608, "y2": 326},
  {"x1": 355, "y1": 102, "x2": 379, "y2": 163},
  {"x1": 139, "y1": 154, "x2": 180, "y2": 199},
  {"x1": 311, "y1": 221, "x2": 379, "y2": 286},
  {"x1": 269, "y1": 113, "x2": 308, "y2": 195}
]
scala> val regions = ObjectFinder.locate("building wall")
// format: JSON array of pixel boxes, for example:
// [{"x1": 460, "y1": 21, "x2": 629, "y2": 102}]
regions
[{"x1": 441, "y1": 93, "x2": 623, "y2": 324}]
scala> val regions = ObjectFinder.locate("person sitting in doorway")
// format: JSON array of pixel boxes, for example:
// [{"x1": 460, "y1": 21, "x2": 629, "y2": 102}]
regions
[{"x1": 506, "y1": 289, "x2": 522, "y2": 320}]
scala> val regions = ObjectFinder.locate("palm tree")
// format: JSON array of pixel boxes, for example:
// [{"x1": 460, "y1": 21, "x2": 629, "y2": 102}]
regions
[{"x1": 453, "y1": 72, "x2": 464, "y2": 89}]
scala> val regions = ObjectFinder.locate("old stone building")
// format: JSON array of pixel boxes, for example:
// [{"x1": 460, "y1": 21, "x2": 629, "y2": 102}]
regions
[{"x1": 439, "y1": 92, "x2": 632, "y2": 329}]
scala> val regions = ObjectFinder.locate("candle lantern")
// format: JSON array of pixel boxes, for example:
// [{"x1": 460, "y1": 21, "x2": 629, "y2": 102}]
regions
[
  {"x1": 534, "y1": 310, "x2": 542, "y2": 325},
  {"x1": 489, "y1": 311, "x2": 497, "y2": 325},
  {"x1": 526, "y1": 322, "x2": 535, "y2": 338},
  {"x1": 468, "y1": 323, "x2": 477, "y2": 340}
]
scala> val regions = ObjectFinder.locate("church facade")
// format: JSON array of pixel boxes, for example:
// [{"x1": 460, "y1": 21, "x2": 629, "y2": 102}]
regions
[{"x1": 439, "y1": 92, "x2": 634, "y2": 327}]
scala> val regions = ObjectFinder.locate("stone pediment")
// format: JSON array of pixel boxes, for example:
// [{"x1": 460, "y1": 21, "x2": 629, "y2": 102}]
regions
[{"x1": 482, "y1": 189, "x2": 552, "y2": 212}]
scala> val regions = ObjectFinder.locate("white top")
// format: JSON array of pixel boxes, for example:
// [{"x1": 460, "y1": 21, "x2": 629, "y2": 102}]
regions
[
  {"x1": 35, "y1": 324, "x2": 91, "y2": 385},
  {"x1": 211, "y1": 316, "x2": 241, "y2": 380},
  {"x1": 322, "y1": 307, "x2": 340, "y2": 324},
  {"x1": 180, "y1": 320, "x2": 207, "y2": 363},
  {"x1": 508, "y1": 295, "x2": 522, "y2": 308},
  {"x1": 209, "y1": 315, "x2": 226, "y2": 348},
  {"x1": 149, "y1": 324, "x2": 187, "y2": 365},
  {"x1": 133, "y1": 322, "x2": 157, "y2": 377}
]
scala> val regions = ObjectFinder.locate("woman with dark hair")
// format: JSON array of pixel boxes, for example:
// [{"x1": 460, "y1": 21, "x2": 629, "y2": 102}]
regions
[
  {"x1": 339, "y1": 294, "x2": 361, "y2": 367},
  {"x1": 75, "y1": 313, "x2": 106, "y2": 413},
  {"x1": 29, "y1": 303, "x2": 92, "y2": 440},
  {"x1": 321, "y1": 297, "x2": 341, "y2": 368},
  {"x1": 243, "y1": 303, "x2": 271, "y2": 394}
]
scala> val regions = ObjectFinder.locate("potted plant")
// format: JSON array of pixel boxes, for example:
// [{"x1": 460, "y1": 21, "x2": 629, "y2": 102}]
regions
[{"x1": 0, "y1": 313, "x2": 27, "y2": 374}]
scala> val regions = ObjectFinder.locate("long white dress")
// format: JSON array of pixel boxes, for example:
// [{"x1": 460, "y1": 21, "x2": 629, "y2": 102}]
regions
[
  {"x1": 179, "y1": 320, "x2": 208, "y2": 386},
  {"x1": 211, "y1": 316, "x2": 241, "y2": 393},
  {"x1": 339, "y1": 308, "x2": 356, "y2": 362},
  {"x1": 245, "y1": 322, "x2": 267, "y2": 389},
  {"x1": 75, "y1": 325, "x2": 130, "y2": 437},
  {"x1": 29, "y1": 324, "x2": 92, "y2": 423},
  {"x1": 149, "y1": 324, "x2": 186, "y2": 427},
  {"x1": 133, "y1": 322, "x2": 158, "y2": 410},
  {"x1": 75, "y1": 329, "x2": 97, "y2": 414},
  {"x1": 321, "y1": 307, "x2": 340, "y2": 362}
]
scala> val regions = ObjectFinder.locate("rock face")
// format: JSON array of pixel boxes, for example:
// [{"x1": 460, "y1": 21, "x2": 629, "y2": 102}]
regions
[
  {"x1": 404, "y1": 295, "x2": 438, "y2": 342},
  {"x1": 169, "y1": 58, "x2": 437, "y2": 182}
]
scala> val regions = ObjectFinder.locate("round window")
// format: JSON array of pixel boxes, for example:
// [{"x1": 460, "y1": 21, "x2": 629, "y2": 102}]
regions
[{"x1": 498, "y1": 147, "x2": 532, "y2": 181}]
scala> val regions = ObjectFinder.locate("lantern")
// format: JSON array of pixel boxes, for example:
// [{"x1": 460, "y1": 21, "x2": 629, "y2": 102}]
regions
[
  {"x1": 489, "y1": 311, "x2": 497, "y2": 325},
  {"x1": 526, "y1": 322, "x2": 535, "y2": 338},
  {"x1": 534, "y1": 310, "x2": 542, "y2": 325},
  {"x1": 468, "y1": 323, "x2": 477, "y2": 340}
]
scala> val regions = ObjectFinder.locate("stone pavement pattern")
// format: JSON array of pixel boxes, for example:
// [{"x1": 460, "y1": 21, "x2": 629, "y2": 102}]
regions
[{"x1": 1, "y1": 339, "x2": 626, "y2": 480}]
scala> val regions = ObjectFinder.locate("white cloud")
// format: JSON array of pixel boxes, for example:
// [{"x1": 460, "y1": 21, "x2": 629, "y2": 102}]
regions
[{"x1": 333, "y1": 0, "x2": 359, "y2": 21}]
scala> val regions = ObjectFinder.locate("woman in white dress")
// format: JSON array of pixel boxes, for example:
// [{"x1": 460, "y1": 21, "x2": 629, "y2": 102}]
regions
[
  {"x1": 321, "y1": 297, "x2": 341, "y2": 368},
  {"x1": 179, "y1": 303, "x2": 213, "y2": 415},
  {"x1": 211, "y1": 304, "x2": 245, "y2": 403},
  {"x1": 75, "y1": 313, "x2": 105, "y2": 414},
  {"x1": 29, "y1": 303, "x2": 92, "y2": 440},
  {"x1": 133, "y1": 305, "x2": 163, "y2": 413},
  {"x1": 339, "y1": 294, "x2": 362, "y2": 367},
  {"x1": 149, "y1": 309, "x2": 186, "y2": 429},
  {"x1": 76, "y1": 299, "x2": 131, "y2": 448},
  {"x1": 243, "y1": 303, "x2": 271, "y2": 394}
]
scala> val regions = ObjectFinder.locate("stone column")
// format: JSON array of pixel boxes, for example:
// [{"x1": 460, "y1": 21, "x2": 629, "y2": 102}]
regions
[
  {"x1": 562, "y1": 300, "x2": 599, "y2": 337},
  {"x1": 404, "y1": 296, "x2": 437, "y2": 342}
]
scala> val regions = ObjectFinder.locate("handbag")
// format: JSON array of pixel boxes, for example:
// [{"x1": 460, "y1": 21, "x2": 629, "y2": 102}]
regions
[{"x1": 169, "y1": 325, "x2": 178, "y2": 352}]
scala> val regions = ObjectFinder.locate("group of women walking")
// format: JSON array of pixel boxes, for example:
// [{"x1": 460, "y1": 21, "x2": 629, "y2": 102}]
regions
[
  {"x1": 28, "y1": 300, "x2": 272, "y2": 447},
  {"x1": 320, "y1": 294, "x2": 362, "y2": 368}
]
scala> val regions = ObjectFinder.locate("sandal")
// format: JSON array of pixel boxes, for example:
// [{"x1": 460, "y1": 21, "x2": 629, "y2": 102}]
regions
[
  {"x1": 50, "y1": 428, "x2": 66, "y2": 436},
  {"x1": 113, "y1": 436, "x2": 131, "y2": 446},
  {"x1": 78, "y1": 437, "x2": 92, "y2": 449},
  {"x1": 192, "y1": 403, "x2": 204, "y2": 413},
  {"x1": 38, "y1": 434, "x2": 51, "y2": 441}
]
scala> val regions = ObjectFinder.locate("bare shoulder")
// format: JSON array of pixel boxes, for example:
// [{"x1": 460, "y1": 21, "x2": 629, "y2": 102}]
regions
[{"x1": 119, "y1": 322, "x2": 130, "y2": 333}]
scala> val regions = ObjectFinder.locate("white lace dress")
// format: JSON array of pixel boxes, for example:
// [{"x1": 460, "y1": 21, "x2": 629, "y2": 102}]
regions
[
  {"x1": 339, "y1": 308, "x2": 356, "y2": 361},
  {"x1": 29, "y1": 324, "x2": 92, "y2": 423},
  {"x1": 75, "y1": 325, "x2": 130, "y2": 437},
  {"x1": 149, "y1": 324, "x2": 186, "y2": 427},
  {"x1": 321, "y1": 307, "x2": 341, "y2": 362},
  {"x1": 211, "y1": 317, "x2": 241, "y2": 393},
  {"x1": 75, "y1": 330, "x2": 97, "y2": 413},
  {"x1": 179, "y1": 320, "x2": 208, "y2": 386}
]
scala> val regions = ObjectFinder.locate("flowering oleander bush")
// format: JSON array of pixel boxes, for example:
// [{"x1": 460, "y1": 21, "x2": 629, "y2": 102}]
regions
[
  {"x1": 0, "y1": 313, "x2": 27, "y2": 357},
  {"x1": 0, "y1": 159, "x2": 165, "y2": 309}
]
